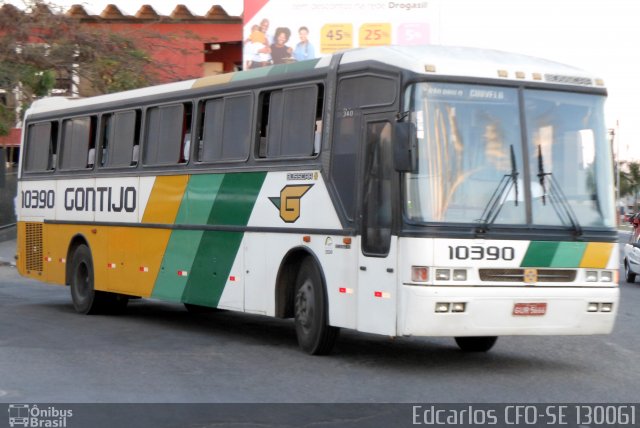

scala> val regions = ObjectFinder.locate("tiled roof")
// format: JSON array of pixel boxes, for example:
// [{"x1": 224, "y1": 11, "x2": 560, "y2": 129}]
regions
[{"x1": 1, "y1": 4, "x2": 242, "y2": 22}]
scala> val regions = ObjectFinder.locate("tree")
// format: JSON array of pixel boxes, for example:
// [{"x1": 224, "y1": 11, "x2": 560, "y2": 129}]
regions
[
  {"x1": 619, "y1": 161, "x2": 640, "y2": 210},
  {"x1": 0, "y1": 0, "x2": 182, "y2": 135}
]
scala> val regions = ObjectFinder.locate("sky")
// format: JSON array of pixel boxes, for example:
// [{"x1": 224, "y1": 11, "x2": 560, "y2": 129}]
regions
[{"x1": 6, "y1": 0, "x2": 639, "y2": 160}]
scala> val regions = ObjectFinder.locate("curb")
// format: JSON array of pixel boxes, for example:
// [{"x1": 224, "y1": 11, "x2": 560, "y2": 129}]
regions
[{"x1": 0, "y1": 223, "x2": 16, "y2": 242}]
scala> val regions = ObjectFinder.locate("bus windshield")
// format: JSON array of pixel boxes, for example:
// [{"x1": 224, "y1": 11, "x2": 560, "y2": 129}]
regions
[{"x1": 404, "y1": 82, "x2": 615, "y2": 229}]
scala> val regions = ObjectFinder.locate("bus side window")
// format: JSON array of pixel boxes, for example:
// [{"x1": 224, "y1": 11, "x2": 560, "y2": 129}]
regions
[
  {"x1": 100, "y1": 114, "x2": 112, "y2": 167},
  {"x1": 258, "y1": 84, "x2": 322, "y2": 159},
  {"x1": 199, "y1": 98, "x2": 223, "y2": 161},
  {"x1": 100, "y1": 110, "x2": 140, "y2": 168},
  {"x1": 257, "y1": 93, "x2": 271, "y2": 158},
  {"x1": 314, "y1": 120, "x2": 322, "y2": 155},
  {"x1": 144, "y1": 103, "x2": 186, "y2": 166},
  {"x1": 87, "y1": 148, "x2": 95, "y2": 167},
  {"x1": 197, "y1": 94, "x2": 251, "y2": 163},
  {"x1": 24, "y1": 121, "x2": 58, "y2": 172},
  {"x1": 59, "y1": 116, "x2": 96, "y2": 170},
  {"x1": 179, "y1": 103, "x2": 193, "y2": 164},
  {"x1": 131, "y1": 145, "x2": 139, "y2": 165}
]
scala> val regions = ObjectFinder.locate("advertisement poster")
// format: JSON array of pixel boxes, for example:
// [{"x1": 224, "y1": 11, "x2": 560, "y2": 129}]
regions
[{"x1": 243, "y1": 0, "x2": 441, "y2": 69}]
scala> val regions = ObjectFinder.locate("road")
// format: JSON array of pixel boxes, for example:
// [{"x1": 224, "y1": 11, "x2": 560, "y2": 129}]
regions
[{"x1": 0, "y1": 234, "x2": 639, "y2": 405}]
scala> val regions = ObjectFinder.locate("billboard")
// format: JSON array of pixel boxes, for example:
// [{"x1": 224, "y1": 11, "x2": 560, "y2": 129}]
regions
[{"x1": 243, "y1": 0, "x2": 441, "y2": 69}]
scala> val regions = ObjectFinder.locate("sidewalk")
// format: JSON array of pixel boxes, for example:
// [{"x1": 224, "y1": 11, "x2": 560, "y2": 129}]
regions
[{"x1": 0, "y1": 238, "x2": 16, "y2": 266}]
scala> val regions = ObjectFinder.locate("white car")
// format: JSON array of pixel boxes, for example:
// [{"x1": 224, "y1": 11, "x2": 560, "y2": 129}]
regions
[{"x1": 623, "y1": 233, "x2": 640, "y2": 283}]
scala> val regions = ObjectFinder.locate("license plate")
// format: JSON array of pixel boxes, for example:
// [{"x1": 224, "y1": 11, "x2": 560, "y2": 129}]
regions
[{"x1": 513, "y1": 302, "x2": 547, "y2": 316}]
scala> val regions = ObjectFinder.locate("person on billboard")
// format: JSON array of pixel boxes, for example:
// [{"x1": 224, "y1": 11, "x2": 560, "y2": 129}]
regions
[
  {"x1": 271, "y1": 27, "x2": 294, "y2": 64},
  {"x1": 245, "y1": 24, "x2": 271, "y2": 69},
  {"x1": 293, "y1": 26, "x2": 316, "y2": 62},
  {"x1": 259, "y1": 18, "x2": 274, "y2": 45}
]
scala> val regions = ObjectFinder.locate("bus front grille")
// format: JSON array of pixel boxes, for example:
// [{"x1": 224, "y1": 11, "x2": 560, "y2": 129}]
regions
[
  {"x1": 479, "y1": 268, "x2": 577, "y2": 282},
  {"x1": 25, "y1": 223, "x2": 43, "y2": 273}
]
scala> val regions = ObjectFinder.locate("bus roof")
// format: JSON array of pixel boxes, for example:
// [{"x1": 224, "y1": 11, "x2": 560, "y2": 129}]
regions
[
  {"x1": 27, "y1": 45, "x2": 603, "y2": 117},
  {"x1": 340, "y1": 45, "x2": 602, "y2": 87}
]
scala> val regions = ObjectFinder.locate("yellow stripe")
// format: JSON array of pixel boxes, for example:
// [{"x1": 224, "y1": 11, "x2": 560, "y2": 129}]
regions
[
  {"x1": 142, "y1": 176, "x2": 189, "y2": 224},
  {"x1": 191, "y1": 73, "x2": 234, "y2": 89},
  {"x1": 102, "y1": 227, "x2": 171, "y2": 297},
  {"x1": 580, "y1": 242, "x2": 614, "y2": 268}
]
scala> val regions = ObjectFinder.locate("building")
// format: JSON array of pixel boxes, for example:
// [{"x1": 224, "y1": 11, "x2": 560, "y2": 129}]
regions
[{"x1": 0, "y1": 3, "x2": 243, "y2": 161}]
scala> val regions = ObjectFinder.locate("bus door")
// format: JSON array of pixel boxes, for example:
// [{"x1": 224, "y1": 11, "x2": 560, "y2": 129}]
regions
[{"x1": 357, "y1": 114, "x2": 398, "y2": 336}]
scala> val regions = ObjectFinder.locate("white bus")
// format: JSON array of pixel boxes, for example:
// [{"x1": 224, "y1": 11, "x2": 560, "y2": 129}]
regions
[{"x1": 17, "y1": 45, "x2": 618, "y2": 354}]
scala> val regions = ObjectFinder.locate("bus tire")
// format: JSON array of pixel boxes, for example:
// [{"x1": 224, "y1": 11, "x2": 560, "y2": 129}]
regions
[
  {"x1": 70, "y1": 244, "x2": 128, "y2": 314},
  {"x1": 455, "y1": 336, "x2": 498, "y2": 352},
  {"x1": 294, "y1": 258, "x2": 339, "y2": 355},
  {"x1": 624, "y1": 260, "x2": 636, "y2": 283}
]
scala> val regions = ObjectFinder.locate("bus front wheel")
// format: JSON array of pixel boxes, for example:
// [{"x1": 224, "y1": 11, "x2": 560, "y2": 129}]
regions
[
  {"x1": 624, "y1": 260, "x2": 636, "y2": 283},
  {"x1": 70, "y1": 244, "x2": 128, "y2": 314},
  {"x1": 294, "y1": 258, "x2": 339, "y2": 355},
  {"x1": 454, "y1": 336, "x2": 498, "y2": 352}
]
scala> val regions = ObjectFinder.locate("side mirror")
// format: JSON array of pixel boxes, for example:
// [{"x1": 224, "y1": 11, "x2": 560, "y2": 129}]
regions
[{"x1": 394, "y1": 121, "x2": 418, "y2": 172}]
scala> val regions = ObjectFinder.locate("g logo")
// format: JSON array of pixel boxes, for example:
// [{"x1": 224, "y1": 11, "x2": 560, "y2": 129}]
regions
[
  {"x1": 269, "y1": 185, "x2": 313, "y2": 223},
  {"x1": 523, "y1": 268, "x2": 538, "y2": 284}
]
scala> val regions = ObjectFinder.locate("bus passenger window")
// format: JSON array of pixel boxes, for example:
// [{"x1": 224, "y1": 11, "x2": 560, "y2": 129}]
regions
[
  {"x1": 179, "y1": 103, "x2": 193, "y2": 164},
  {"x1": 197, "y1": 94, "x2": 251, "y2": 163},
  {"x1": 144, "y1": 103, "x2": 189, "y2": 166},
  {"x1": 258, "y1": 84, "x2": 322, "y2": 158},
  {"x1": 87, "y1": 148, "x2": 95, "y2": 167},
  {"x1": 59, "y1": 116, "x2": 96, "y2": 170},
  {"x1": 24, "y1": 121, "x2": 58, "y2": 172},
  {"x1": 131, "y1": 145, "x2": 139, "y2": 165},
  {"x1": 100, "y1": 110, "x2": 140, "y2": 168},
  {"x1": 100, "y1": 114, "x2": 111, "y2": 167},
  {"x1": 314, "y1": 120, "x2": 322, "y2": 155}
]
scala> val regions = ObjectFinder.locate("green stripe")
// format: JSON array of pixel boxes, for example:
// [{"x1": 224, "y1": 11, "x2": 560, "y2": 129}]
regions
[
  {"x1": 176, "y1": 174, "x2": 224, "y2": 224},
  {"x1": 550, "y1": 242, "x2": 586, "y2": 268},
  {"x1": 181, "y1": 172, "x2": 267, "y2": 307},
  {"x1": 520, "y1": 241, "x2": 559, "y2": 267},
  {"x1": 232, "y1": 59, "x2": 322, "y2": 82},
  {"x1": 152, "y1": 174, "x2": 224, "y2": 301},
  {"x1": 151, "y1": 230, "x2": 204, "y2": 301}
]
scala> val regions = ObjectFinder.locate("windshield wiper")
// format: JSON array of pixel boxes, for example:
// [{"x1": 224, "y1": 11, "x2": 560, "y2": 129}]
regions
[
  {"x1": 476, "y1": 144, "x2": 519, "y2": 233},
  {"x1": 537, "y1": 145, "x2": 583, "y2": 236}
]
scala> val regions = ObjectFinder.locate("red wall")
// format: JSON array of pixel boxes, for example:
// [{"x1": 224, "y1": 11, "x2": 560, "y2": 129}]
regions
[{"x1": 87, "y1": 22, "x2": 242, "y2": 81}]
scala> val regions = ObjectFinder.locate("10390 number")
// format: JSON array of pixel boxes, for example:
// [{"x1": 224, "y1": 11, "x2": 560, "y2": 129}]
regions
[{"x1": 448, "y1": 245, "x2": 515, "y2": 261}]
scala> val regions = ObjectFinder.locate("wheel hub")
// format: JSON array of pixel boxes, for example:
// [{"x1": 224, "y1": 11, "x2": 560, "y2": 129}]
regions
[{"x1": 295, "y1": 281, "x2": 314, "y2": 330}]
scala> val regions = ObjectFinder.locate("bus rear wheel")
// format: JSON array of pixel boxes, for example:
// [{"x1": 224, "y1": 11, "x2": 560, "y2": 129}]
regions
[
  {"x1": 70, "y1": 244, "x2": 128, "y2": 314},
  {"x1": 294, "y1": 258, "x2": 339, "y2": 355},
  {"x1": 455, "y1": 336, "x2": 498, "y2": 352}
]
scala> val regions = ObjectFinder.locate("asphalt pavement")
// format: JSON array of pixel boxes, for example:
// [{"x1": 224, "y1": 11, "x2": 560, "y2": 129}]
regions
[{"x1": 0, "y1": 238, "x2": 15, "y2": 267}]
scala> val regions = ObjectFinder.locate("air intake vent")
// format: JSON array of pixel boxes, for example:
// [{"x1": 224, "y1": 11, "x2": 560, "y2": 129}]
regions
[
  {"x1": 479, "y1": 268, "x2": 576, "y2": 283},
  {"x1": 25, "y1": 223, "x2": 43, "y2": 273}
]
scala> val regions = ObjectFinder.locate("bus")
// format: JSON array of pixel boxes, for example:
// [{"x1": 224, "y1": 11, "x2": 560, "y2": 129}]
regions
[{"x1": 16, "y1": 45, "x2": 618, "y2": 355}]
